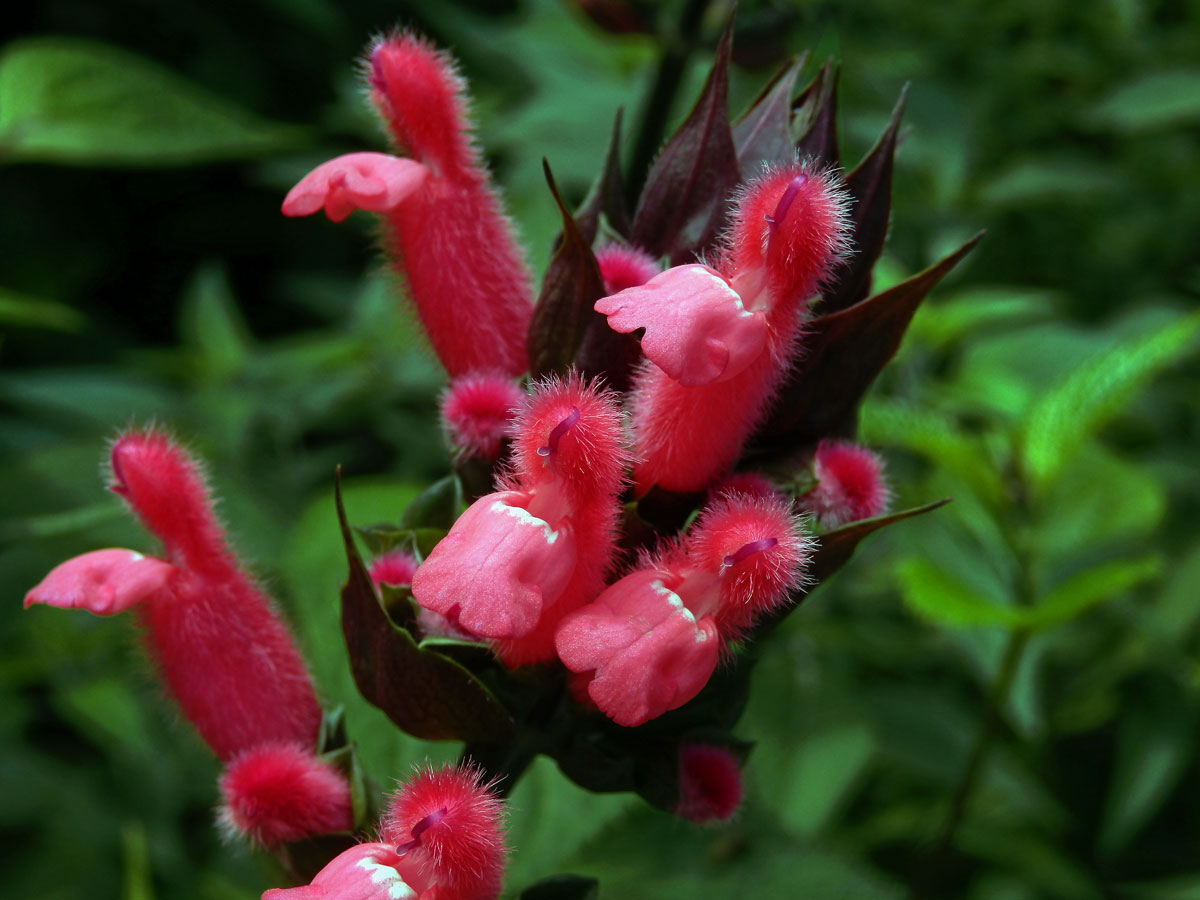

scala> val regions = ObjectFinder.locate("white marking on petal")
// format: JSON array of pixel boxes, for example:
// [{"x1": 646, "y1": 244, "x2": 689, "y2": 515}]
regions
[
  {"x1": 355, "y1": 859, "x2": 417, "y2": 899},
  {"x1": 650, "y1": 579, "x2": 684, "y2": 609},
  {"x1": 128, "y1": 552, "x2": 145, "y2": 561},
  {"x1": 492, "y1": 501, "x2": 560, "y2": 544}
]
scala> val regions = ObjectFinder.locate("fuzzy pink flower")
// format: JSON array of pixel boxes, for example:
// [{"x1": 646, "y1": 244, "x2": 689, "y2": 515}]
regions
[
  {"x1": 596, "y1": 264, "x2": 769, "y2": 387},
  {"x1": 25, "y1": 429, "x2": 323, "y2": 762},
  {"x1": 285, "y1": 34, "x2": 533, "y2": 378},
  {"x1": 219, "y1": 742, "x2": 354, "y2": 845},
  {"x1": 594, "y1": 244, "x2": 661, "y2": 295},
  {"x1": 440, "y1": 372, "x2": 524, "y2": 460},
  {"x1": 556, "y1": 492, "x2": 810, "y2": 725},
  {"x1": 674, "y1": 744, "x2": 743, "y2": 823},
  {"x1": 803, "y1": 440, "x2": 890, "y2": 528},
  {"x1": 610, "y1": 164, "x2": 849, "y2": 494},
  {"x1": 262, "y1": 842, "x2": 416, "y2": 900},
  {"x1": 413, "y1": 375, "x2": 627, "y2": 665},
  {"x1": 377, "y1": 766, "x2": 506, "y2": 900},
  {"x1": 282, "y1": 152, "x2": 428, "y2": 223}
]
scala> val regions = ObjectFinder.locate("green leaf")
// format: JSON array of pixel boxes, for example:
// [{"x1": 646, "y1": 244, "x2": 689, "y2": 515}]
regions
[
  {"x1": 1086, "y1": 68, "x2": 1200, "y2": 133},
  {"x1": 896, "y1": 557, "x2": 1019, "y2": 628},
  {"x1": 179, "y1": 264, "x2": 252, "y2": 379},
  {"x1": 909, "y1": 285, "x2": 1055, "y2": 349},
  {"x1": 1022, "y1": 310, "x2": 1200, "y2": 489},
  {"x1": 808, "y1": 499, "x2": 953, "y2": 586},
  {"x1": 0, "y1": 287, "x2": 86, "y2": 332},
  {"x1": 400, "y1": 474, "x2": 464, "y2": 532},
  {"x1": 0, "y1": 37, "x2": 305, "y2": 166},
  {"x1": 1023, "y1": 555, "x2": 1162, "y2": 631},
  {"x1": 777, "y1": 723, "x2": 874, "y2": 838}
]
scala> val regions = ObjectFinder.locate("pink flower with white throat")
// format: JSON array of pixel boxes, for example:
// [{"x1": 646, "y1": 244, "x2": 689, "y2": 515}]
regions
[
  {"x1": 556, "y1": 491, "x2": 811, "y2": 725},
  {"x1": 413, "y1": 375, "x2": 628, "y2": 665},
  {"x1": 608, "y1": 164, "x2": 850, "y2": 494}
]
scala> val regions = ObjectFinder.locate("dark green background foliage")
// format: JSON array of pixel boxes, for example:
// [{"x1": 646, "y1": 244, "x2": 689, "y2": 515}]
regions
[{"x1": 2, "y1": 0, "x2": 1199, "y2": 897}]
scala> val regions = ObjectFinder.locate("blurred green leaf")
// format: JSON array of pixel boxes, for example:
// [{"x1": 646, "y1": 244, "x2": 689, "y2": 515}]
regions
[
  {"x1": 1086, "y1": 68, "x2": 1200, "y2": 132},
  {"x1": 179, "y1": 264, "x2": 252, "y2": 379},
  {"x1": 777, "y1": 723, "x2": 874, "y2": 838},
  {"x1": 518, "y1": 874, "x2": 599, "y2": 900},
  {"x1": 0, "y1": 287, "x2": 86, "y2": 332},
  {"x1": 896, "y1": 557, "x2": 1018, "y2": 628},
  {"x1": 1022, "y1": 311, "x2": 1200, "y2": 490},
  {"x1": 0, "y1": 37, "x2": 306, "y2": 165},
  {"x1": 1023, "y1": 556, "x2": 1161, "y2": 631},
  {"x1": 909, "y1": 286, "x2": 1055, "y2": 348}
]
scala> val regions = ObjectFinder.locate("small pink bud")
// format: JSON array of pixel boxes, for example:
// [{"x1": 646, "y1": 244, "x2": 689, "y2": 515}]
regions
[
  {"x1": 24, "y1": 548, "x2": 175, "y2": 615},
  {"x1": 440, "y1": 372, "x2": 524, "y2": 460},
  {"x1": 411, "y1": 491, "x2": 579, "y2": 641},
  {"x1": 282, "y1": 152, "x2": 429, "y2": 223},
  {"x1": 674, "y1": 744, "x2": 743, "y2": 823},
  {"x1": 262, "y1": 842, "x2": 416, "y2": 900},
  {"x1": 595, "y1": 264, "x2": 769, "y2": 387},
  {"x1": 219, "y1": 743, "x2": 353, "y2": 846},
  {"x1": 369, "y1": 551, "x2": 419, "y2": 588},
  {"x1": 593, "y1": 244, "x2": 661, "y2": 295},
  {"x1": 555, "y1": 569, "x2": 721, "y2": 727},
  {"x1": 803, "y1": 440, "x2": 890, "y2": 528},
  {"x1": 380, "y1": 765, "x2": 506, "y2": 900}
]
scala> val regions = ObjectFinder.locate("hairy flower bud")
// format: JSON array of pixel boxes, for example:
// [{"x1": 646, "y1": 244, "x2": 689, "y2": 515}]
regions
[
  {"x1": 802, "y1": 440, "x2": 890, "y2": 528},
  {"x1": 440, "y1": 372, "x2": 524, "y2": 461},
  {"x1": 674, "y1": 744, "x2": 743, "y2": 823}
]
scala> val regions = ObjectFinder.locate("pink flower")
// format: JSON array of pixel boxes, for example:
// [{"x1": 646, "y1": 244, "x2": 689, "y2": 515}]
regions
[
  {"x1": 802, "y1": 440, "x2": 890, "y2": 528},
  {"x1": 282, "y1": 152, "x2": 428, "y2": 222},
  {"x1": 410, "y1": 489, "x2": 579, "y2": 640},
  {"x1": 25, "y1": 429, "x2": 323, "y2": 762},
  {"x1": 263, "y1": 766, "x2": 505, "y2": 900},
  {"x1": 284, "y1": 34, "x2": 533, "y2": 378},
  {"x1": 613, "y1": 164, "x2": 849, "y2": 494},
  {"x1": 439, "y1": 372, "x2": 524, "y2": 460},
  {"x1": 595, "y1": 264, "x2": 769, "y2": 387},
  {"x1": 262, "y1": 842, "x2": 418, "y2": 900},
  {"x1": 674, "y1": 744, "x2": 743, "y2": 823},
  {"x1": 219, "y1": 742, "x2": 354, "y2": 846},
  {"x1": 24, "y1": 548, "x2": 174, "y2": 616},
  {"x1": 556, "y1": 492, "x2": 810, "y2": 725},
  {"x1": 555, "y1": 568, "x2": 721, "y2": 727},
  {"x1": 380, "y1": 766, "x2": 506, "y2": 900},
  {"x1": 413, "y1": 375, "x2": 627, "y2": 665}
]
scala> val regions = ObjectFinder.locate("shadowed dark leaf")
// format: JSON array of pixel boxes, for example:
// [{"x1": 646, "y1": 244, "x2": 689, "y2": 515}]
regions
[
  {"x1": 732, "y1": 54, "x2": 806, "y2": 178},
  {"x1": 794, "y1": 62, "x2": 840, "y2": 168},
  {"x1": 755, "y1": 232, "x2": 983, "y2": 450},
  {"x1": 400, "y1": 474, "x2": 463, "y2": 531},
  {"x1": 631, "y1": 20, "x2": 739, "y2": 264},
  {"x1": 336, "y1": 470, "x2": 515, "y2": 743},
  {"x1": 822, "y1": 86, "x2": 908, "y2": 312},
  {"x1": 519, "y1": 874, "x2": 600, "y2": 900},
  {"x1": 576, "y1": 107, "x2": 630, "y2": 242},
  {"x1": 528, "y1": 160, "x2": 608, "y2": 379}
]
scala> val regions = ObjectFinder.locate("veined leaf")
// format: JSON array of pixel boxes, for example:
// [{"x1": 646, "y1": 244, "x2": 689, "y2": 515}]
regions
[
  {"x1": 0, "y1": 37, "x2": 305, "y2": 166},
  {"x1": 1022, "y1": 310, "x2": 1200, "y2": 490}
]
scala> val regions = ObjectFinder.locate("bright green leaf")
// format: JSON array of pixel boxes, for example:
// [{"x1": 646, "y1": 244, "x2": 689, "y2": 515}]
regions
[
  {"x1": 896, "y1": 557, "x2": 1019, "y2": 628},
  {"x1": 1022, "y1": 311, "x2": 1200, "y2": 489},
  {"x1": 0, "y1": 37, "x2": 306, "y2": 166},
  {"x1": 1086, "y1": 68, "x2": 1200, "y2": 133}
]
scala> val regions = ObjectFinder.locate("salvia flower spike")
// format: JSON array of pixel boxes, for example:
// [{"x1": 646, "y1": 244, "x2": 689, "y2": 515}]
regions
[
  {"x1": 284, "y1": 33, "x2": 534, "y2": 378},
  {"x1": 601, "y1": 163, "x2": 850, "y2": 494}
]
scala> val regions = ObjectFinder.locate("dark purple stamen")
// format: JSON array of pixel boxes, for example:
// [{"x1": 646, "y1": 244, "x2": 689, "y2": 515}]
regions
[
  {"x1": 537, "y1": 406, "x2": 580, "y2": 457},
  {"x1": 722, "y1": 537, "x2": 778, "y2": 570},
  {"x1": 395, "y1": 806, "x2": 447, "y2": 857},
  {"x1": 765, "y1": 174, "x2": 808, "y2": 255}
]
